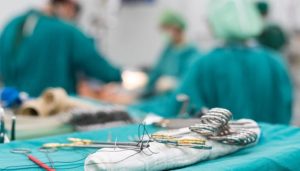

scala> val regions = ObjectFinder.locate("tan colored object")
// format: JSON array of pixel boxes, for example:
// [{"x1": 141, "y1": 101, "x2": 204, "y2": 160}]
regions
[
  {"x1": 155, "y1": 76, "x2": 178, "y2": 93},
  {"x1": 19, "y1": 88, "x2": 92, "y2": 117},
  {"x1": 79, "y1": 82, "x2": 137, "y2": 105}
]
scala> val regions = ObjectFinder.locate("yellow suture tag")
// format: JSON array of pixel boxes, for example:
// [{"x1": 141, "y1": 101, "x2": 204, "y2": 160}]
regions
[
  {"x1": 151, "y1": 134, "x2": 175, "y2": 140},
  {"x1": 43, "y1": 143, "x2": 73, "y2": 148},
  {"x1": 68, "y1": 138, "x2": 92, "y2": 145},
  {"x1": 152, "y1": 133, "x2": 207, "y2": 147},
  {"x1": 177, "y1": 139, "x2": 206, "y2": 145}
]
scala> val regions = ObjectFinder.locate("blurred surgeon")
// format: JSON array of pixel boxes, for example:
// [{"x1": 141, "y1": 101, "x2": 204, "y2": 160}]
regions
[
  {"x1": 143, "y1": 11, "x2": 199, "y2": 97},
  {"x1": 256, "y1": 1, "x2": 288, "y2": 51},
  {"x1": 0, "y1": 0, "x2": 121, "y2": 97},
  {"x1": 159, "y1": 0, "x2": 293, "y2": 124}
]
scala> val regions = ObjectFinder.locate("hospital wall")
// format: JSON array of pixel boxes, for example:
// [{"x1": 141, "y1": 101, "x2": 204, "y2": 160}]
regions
[{"x1": 0, "y1": 0, "x2": 47, "y2": 29}]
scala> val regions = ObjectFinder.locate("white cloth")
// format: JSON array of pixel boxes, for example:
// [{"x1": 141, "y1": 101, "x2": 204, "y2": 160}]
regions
[{"x1": 85, "y1": 119, "x2": 260, "y2": 171}]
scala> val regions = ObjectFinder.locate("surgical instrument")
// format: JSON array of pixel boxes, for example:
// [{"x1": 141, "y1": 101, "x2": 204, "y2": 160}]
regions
[{"x1": 10, "y1": 148, "x2": 55, "y2": 171}]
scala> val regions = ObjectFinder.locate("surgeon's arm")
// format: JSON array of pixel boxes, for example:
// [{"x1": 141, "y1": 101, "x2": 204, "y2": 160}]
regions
[
  {"x1": 145, "y1": 62, "x2": 163, "y2": 93},
  {"x1": 184, "y1": 48, "x2": 201, "y2": 72},
  {"x1": 143, "y1": 49, "x2": 169, "y2": 97},
  {"x1": 72, "y1": 30, "x2": 121, "y2": 83}
]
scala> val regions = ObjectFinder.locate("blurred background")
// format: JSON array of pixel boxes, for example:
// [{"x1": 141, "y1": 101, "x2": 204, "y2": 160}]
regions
[
  {"x1": 2, "y1": 0, "x2": 300, "y2": 66},
  {"x1": 1, "y1": 0, "x2": 300, "y2": 125}
]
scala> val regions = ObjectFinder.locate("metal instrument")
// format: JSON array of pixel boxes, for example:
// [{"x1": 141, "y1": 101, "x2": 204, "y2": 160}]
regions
[
  {"x1": 0, "y1": 108, "x2": 5, "y2": 143},
  {"x1": 176, "y1": 94, "x2": 190, "y2": 118},
  {"x1": 10, "y1": 148, "x2": 55, "y2": 171},
  {"x1": 189, "y1": 108, "x2": 258, "y2": 146},
  {"x1": 151, "y1": 134, "x2": 211, "y2": 149},
  {"x1": 190, "y1": 108, "x2": 232, "y2": 136},
  {"x1": 0, "y1": 108, "x2": 17, "y2": 143},
  {"x1": 11, "y1": 116, "x2": 16, "y2": 141},
  {"x1": 43, "y1": 137, "x2": 150, "y2": 149}
]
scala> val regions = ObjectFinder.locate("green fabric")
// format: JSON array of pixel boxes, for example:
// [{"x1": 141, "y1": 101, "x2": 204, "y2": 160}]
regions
[
  {"x1": 160, "y1": 11, "x2": 186, "y2": 30},
  {"x1": 132, "y1": 92, "x2": 177, "y2": 118},
  {"x1": 134, "y1": 45, "x2": 293, "y2": 124},
  {"x1": 257, "y1": 24, "x2": 288, "y2": 51},
  {"x1": 144, "y1": 44, "x2": 199, "y2": 96},
  {"x1": 172, "y1": 45, "x2": 293, "y2": 124},
  {"x1": 0, "y1": 123, "x2": 300, "y2": 170},
  {"x1": 208, "y1": 0, "x2": 263, "y2": 40},
  {"x1": 0, "y1": 10, "x2": 121, "y2": 97}
]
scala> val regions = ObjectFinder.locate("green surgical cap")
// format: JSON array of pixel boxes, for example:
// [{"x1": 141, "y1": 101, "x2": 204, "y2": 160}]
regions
[
  {"x1": 160, "y1": 11, "x2": 186, "y2": 30},
  {"x1": 208, "y1": 0, "x2": 263, "y2": 40},
  {"x1": 256, "y1": 1, "x2": 269, "y2": 15}
]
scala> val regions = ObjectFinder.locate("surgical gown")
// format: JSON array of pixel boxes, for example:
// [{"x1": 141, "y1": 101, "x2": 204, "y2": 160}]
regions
[
  {"x1": 144, "y1": 43, "x2": 199, "y2": 96},
  {"x1": 0, "y1": 10, "x2": 121, "y2": 97},
  {"x1": 172, "y1": 44, "x2": 293, "y2": 124}
]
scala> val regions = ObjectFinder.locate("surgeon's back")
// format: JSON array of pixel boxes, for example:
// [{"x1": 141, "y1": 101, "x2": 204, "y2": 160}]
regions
[
  {"x1": 177, "y1": 45, "x2": 293, "y2": 124},
  {"x1": 0, "y1": 10, "x2": 121, "y2": 96}
]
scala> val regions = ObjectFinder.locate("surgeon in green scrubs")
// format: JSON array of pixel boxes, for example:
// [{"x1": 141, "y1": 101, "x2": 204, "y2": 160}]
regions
[
  {"x1": 256, "y1": 1, "x2": 288, "y2": 51},
  {"x1": 143, "y1": 11, "x2": 199, "y2": 97},
  {"x1": 0, "y1": 0, "x2": 121, "y2": 97},
  {"x1": 140, "y1": 0, "x2": 293, "y2": 124}
]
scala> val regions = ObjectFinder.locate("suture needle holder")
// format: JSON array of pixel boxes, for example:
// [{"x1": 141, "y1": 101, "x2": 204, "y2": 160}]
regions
[{"x1": 43, "y1": 138, "x2": 150, "y2": 149}]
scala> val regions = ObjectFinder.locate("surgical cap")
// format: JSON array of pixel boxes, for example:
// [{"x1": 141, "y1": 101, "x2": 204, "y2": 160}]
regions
[
  {"x1": 51, "y1": 0, "x2": 69, "y2": 4},
  {"x1": 160, "y1": 11, "x2": 186, "y2": 30},
  {"x1": 208, "y1": 0, "x2": 263, "y2": 40},
  {"x1": 51, "y1": 0, "x2": 77, "y2": 5},
  {"x1": 256, "y1": 1, "x2": 269, "y2": 16}
]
